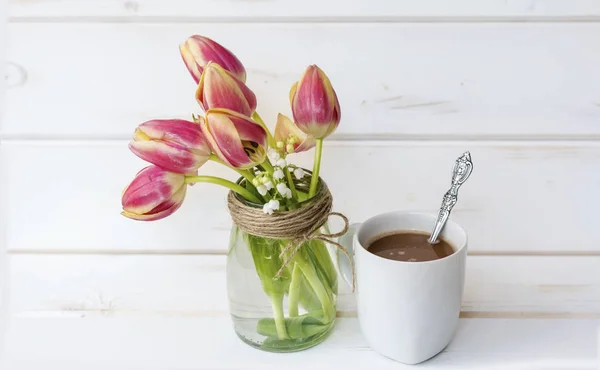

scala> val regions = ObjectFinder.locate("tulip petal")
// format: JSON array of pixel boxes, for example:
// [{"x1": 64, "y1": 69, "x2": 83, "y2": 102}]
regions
[
  {"x1": 212, "y1": 109, "x2": 267, "y2": 147},
  {"x1": 121, "y1": 166, "x2": 185, "y2": 215},
  {"x1": 129, "y1": 140, "x2": 208, "y2": 174},
  {"x1": 289, "y1": 82, "x2": 298, "y2": 105},
  {"x1": 180, "y1": 35, "x2": 246, "y2": 83},
  {"x1": 122, "y1": 184, "x2": 187, "y2": 221},
  {"x1": 130, "y1": 119, "x2": 211, "y2": 173},
  {"x1": 290, "y1": 65, "x2": 341, "y2": 139},
  {"x1": 179, "y1": 43, "x2": 203, "y2": 84},
  {"x1": 137, "y1": 119, "x2": 209, "y2": 152},
  {"x1": 274, "y1": 114, "x2": 316, "y2": 153},
  {"x1": 196, "y1": 63, "x2": 256, "y2": 116},
  {"x1": 200, "y1": 114, "x2": 254, "y2": 169}
]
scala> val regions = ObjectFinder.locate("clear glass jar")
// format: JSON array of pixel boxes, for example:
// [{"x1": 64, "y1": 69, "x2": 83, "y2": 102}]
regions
[{"x1": 226, "y1": 181, "x2": 338, "y2": 352}]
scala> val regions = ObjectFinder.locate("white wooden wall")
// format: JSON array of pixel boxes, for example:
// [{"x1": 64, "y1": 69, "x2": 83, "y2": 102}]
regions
[
  {"x1": 1, "y1": 0, "x2": 8, "y2": 361},
  {"x1": 3, "y1": 1, "x2": 600, "y2": 368}
]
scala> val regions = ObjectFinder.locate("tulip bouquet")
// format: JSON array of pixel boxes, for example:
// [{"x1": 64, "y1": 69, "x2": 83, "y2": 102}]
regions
[{"x1": 121, "y1": 35, "x2": 343, "y2": 352}]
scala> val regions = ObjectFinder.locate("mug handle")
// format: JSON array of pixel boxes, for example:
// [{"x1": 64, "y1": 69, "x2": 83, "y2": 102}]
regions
[{"x1": 337, "y1": 222, "x2": 361, "y2": 290}]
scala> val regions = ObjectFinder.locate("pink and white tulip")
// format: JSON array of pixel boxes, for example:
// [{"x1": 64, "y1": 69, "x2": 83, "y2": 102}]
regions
[
  {"x1": 289, "y1": 65, "x2": 341, "y2": 139},
  {"x1": 180, "y1": 35, "x2": 247, "y2": 84},
  {"x1": 199, "y1": 108, "x2": 267, "y2": 169},
  {"x1": 274, "y1": 114, "x2": 316, "y2": 154},
  {"x1": 196, "y1": 62, "x2": 256, "y2": 116},
  {"x1": 121, "y1": 165, "x2": 187, "y2": 221},
  {"x1": 129, "y1": 119, "x2": 211, "y2": 174}
]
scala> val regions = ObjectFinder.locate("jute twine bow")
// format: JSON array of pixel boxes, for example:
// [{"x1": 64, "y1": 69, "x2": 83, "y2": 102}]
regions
[{"x1": 227, "y1": 181, "x2": 355, "y2": 291}]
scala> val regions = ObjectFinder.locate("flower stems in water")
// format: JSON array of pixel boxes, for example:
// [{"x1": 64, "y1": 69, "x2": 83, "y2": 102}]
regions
[
  {"x1": 244, "y1": 227, "x2": 337, "y2": 347},
  {"x1": 288, "y1": 246, "x2": 335, "y2": 322},
  {"x1": 270, "y1": 293, "x2": 289, "y2": 339},
  {"x1": 287, "y1": 263, "x2": 302, "y2": 317}
]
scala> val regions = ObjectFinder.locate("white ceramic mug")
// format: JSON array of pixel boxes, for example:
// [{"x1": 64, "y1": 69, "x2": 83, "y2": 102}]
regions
[{"x1": 338, "y1": 211, "x2": 468, "y2": 364}]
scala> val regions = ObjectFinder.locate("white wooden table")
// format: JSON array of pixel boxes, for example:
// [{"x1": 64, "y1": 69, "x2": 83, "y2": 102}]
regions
[
  {"x1": 4, "y1": 1, "x2": 600, "y2": 368},
  {"x1": 3, "y1": 255, "x2": 600, "y2": 369},
  {"x1": 3, "y1": 317, "x2": 599, "y2": 369}
]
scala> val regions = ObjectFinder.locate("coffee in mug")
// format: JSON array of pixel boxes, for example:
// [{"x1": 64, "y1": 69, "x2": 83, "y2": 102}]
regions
[{"x1": 366, "y1": 231, "x2": 454, "y2": 262}]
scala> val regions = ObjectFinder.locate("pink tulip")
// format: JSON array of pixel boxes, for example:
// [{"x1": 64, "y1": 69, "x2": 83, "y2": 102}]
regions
[
  {"x1": 128, "y1": 119, "x2": 211, "y2": 174},
  {"x1": 274, "y1": 114, "x2": 315, "y2": 154},
  {"x1": 121, "y1": 166, "x2": 187, "y2": 221},
  {"x1": 199, "y1": 108, "x2": 267, "y2": 169},
  {"x1": 289, "y1": 65, "x2": 341, "y2": 139},
  {"x1": 196, "y1": 62, "x2": 257, "y2": 116},
  {"x1": 179, "y1": 35, "x2": 246, "y2": 84}
]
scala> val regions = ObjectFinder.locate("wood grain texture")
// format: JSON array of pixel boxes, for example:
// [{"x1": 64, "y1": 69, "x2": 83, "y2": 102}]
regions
[
  {"x1": 4, "y1": 141, "x2": 599, "y2": 253},
  {"x1": 0, "y1": 2, "x2": 9, "y2": 361},
  {"x1": 8, "y1": 0, "x2": 600, "y2": 20},
  {"x1": 4, "y1": 317, "x2": 599, "y2": 369},
  {"x1": 5, "y1": 23, "x2": 600, "y2": 138},
  {"x1": 9, "y1": 255, "x2": 600, "y2": 316}
]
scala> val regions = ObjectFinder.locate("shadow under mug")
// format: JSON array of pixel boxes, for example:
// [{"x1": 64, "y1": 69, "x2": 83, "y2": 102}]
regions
[{"x1": 338, "y1": 211, "x2": 468, "y2": 365}]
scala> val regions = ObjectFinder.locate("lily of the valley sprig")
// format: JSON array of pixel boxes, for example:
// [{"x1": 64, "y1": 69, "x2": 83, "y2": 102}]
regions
[{"x1": 121, "y1": 35, "x2": 341, "y2": 220}]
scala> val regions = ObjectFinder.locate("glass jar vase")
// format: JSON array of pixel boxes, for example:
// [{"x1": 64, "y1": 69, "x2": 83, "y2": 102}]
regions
[{"x1": 226, "y1": 179, "x2": 338, "y2": 352}]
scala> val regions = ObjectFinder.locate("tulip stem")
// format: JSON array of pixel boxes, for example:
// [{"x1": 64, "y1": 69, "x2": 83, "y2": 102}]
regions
[
  {"x1": 185, "y1": 175, "x2": 262, "y2": 204},
  {"x1": 285, "y1": 168, "x2": 298, "y2": 201},
  {"x1": 252, "y1": 112, "x2": 276, "y2": 148},
  {"x1": 209, "y1": 154, "x2": 256, "y2": 184},
  {"x1": 261, "y1": 159, "x2": 275, "y2": 175},
  {"x1": 308, "y1": 139, "x2": 323, "y2": 198}
]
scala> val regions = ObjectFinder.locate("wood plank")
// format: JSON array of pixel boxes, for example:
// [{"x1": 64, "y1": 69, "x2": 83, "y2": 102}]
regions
[
  {"x1": 3, "y1": 141, "x2": 600, "y2": 253},
  {"x1": 4, "y1": 317, "x2": 599, "y2": 369},
  {"x1": 9, "y1": 255, "x2": 600, "y2": 316},
  {"x1": 6, "y1": 23, "x2": 600, "y2": 138},
  {"x1": 8, "y1": 0, "x2": 600, "y2": 19},
  {"x1": 0, "y1": 4, "x2": 9, "y2": 360}
]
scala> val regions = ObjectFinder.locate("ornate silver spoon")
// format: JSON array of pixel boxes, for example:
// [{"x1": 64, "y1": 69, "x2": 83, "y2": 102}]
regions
[{"x1": 428, "y1": 151, "x2": 473, "y2": 244}]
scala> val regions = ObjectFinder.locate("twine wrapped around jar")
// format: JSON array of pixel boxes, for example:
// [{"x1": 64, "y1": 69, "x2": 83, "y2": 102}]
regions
[{"x1": 227, "y1": 177, "x2": 355, "y2": 291}]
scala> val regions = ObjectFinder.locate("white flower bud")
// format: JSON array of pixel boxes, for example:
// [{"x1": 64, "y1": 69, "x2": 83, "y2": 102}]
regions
[
  {"x1": 268, "y1": 199, "x2": 280, "y2": 211},
  {"x1": 256, "y1": 185, "x2": 268, "y2": 196},
  {"x1": 286, "y1": 144, "x2": 295, "y2": 154},
  {"x1": 276, "y1": 183, "x2": 292, "y2": 199},
  {"x1": 264, "y1": 181, "x2": 274, "y2": 190},
  {"x1": 273, "y1": 168, "x2": 285, "y2": 180},
  {"x1": 276, "y1": 158, "x2": 287, "y2": 168},
  {"x1": 294, "y1": 167, "x2": 305, "y2": 180},
  {"x1": 263, "y1": 203, "x2": 274, "y2": 215},
  {"x1": 267, "y1": 148, "x2": 280, "y2": 162},
  {"x1": 276, "y1": 141, "x2": 284, "y2": 149},
  {"x1": 252, "y1": 178, "x2": 260, "y2": 186}
]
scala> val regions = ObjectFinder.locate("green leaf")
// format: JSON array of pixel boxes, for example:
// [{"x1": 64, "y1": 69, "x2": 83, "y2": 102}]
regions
[
  {"x1": 306, "y1": 239, "x2": 338, "y2": 293},
  {"x1": 257, "y1": 311, "x2": 328, "y2": 340},
  {"x1": 246, "y1": 234, "x2": 290, "y2": 298},
  {"x1": 244, "y1": 179, "x2": 262, "y2": 202}
]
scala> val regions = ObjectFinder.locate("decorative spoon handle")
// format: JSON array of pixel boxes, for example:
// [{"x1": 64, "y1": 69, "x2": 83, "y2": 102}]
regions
[{"x1": 428, "y1": 151, "x2": 473, "y2": 244}]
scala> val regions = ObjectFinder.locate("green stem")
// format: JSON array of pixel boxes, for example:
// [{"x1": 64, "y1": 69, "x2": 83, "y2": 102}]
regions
[
  {"x1": 252, "y1": 112, "x2": 276, "y2": 148},
  {"x1": 288, "y1": 263, "x2": 302, "y2": 317},
  {"x1": 270, "y1": 293, "x2": 289, "y2": 339},
  {"x1": 285, "y1": 168, "x2": 298, "y2": 201},
  {"x1": 209, "y1": 154, "x2": 255, "y2": 184},
  {"x1": 185, "y1": 176, "x2": 261, "y2": 203},
  {"x1": 295, "y1": 252, "x2": 335, "y2": 322},
  {"x1": 308, "y1": 139, "x2": 323, "y2": 198},
  {"x1": 261, "y1": 159, "x2": 275, "y2": 175}
]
